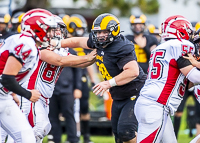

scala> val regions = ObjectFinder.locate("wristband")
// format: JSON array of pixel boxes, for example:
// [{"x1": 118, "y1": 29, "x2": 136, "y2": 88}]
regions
[{"x1": 109, "y1": 78, "x2": 117, "y2": 87}]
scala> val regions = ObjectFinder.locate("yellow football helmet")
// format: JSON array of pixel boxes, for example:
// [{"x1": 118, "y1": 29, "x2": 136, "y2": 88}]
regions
[
  {"x1": 67, "y1": 14, "x2": 87, "y2": 36},
  {"x1": 148, "y1": 24, "x2": 161, "y2": 35},
  {"x1": 130, "y1": 14, "x2": 146, "y2": 24},
  {"x1": 0, "y1": 13, "x2": 11, "y2": 33},
  {"x1": 195, "y1": 22, "x2": 200, "y2": 32},
  {"x1": 91, "y1": 13, "x2": 120, "y2": 48},
  {"x1": 129, "y1": 14, "x2": 146, "y2": 34},
  {"x1": 11, "y1": 12, "x2": 25, "y2": 33},
  {"x1": 62, "y1": 15, "x2": 70, "y2": 27},
  {"x1": 0, "y1": 13, "x2": 11, "y2": 24}
]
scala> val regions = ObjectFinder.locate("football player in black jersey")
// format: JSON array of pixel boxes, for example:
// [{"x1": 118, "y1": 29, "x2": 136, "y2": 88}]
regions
[
  {"x1": 126, "y1": 14, "x2": 158, "y2": 74},
  {"x1": 0, "y1": 13, "x2": 16, "y2": 43},
  {"x1": 51, "y1": 13, "x2": 147, "y2": 143},
  {"x1": 88, "y1": 13, "x2": 147, "y2": 143}
]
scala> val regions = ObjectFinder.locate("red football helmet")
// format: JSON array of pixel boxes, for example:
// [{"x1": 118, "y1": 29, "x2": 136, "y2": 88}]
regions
[
  {"x1": 21, "y1": 8, "x2": 57, "y2": 44},
  {"x1": 161, "y1": 15, "x2": 193, "y2": 41}
]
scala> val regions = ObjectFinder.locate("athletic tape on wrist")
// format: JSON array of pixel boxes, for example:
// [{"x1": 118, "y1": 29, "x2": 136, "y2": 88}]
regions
[{"x1": 109, "y1": 78, "x2": 117, "y2": 87}]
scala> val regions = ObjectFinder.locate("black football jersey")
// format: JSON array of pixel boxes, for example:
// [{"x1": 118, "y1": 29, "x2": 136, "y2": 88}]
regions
[
  {"x1": 87, "y1": 33, "x2": 146, "y2": 100},
  {"x1": 126, "y1": 34, "x2": 158, "y2": 74}
]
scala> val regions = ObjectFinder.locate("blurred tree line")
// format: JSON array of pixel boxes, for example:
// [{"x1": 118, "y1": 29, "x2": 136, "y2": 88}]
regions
[
  {"x1": 15, "y1": 0, "x2": 159, "y2": 16},
  {"x1": 85, "y1": 0, "x2": 159, "y2": 16}
]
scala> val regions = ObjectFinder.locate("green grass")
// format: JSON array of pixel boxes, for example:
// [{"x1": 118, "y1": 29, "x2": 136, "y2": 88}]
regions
[
  {"x1": 43, "y1": 135, "x2": 115, "y2": 143},
  {"x1": 42, "y1": 93, "x2": 198, "y2": 143}
]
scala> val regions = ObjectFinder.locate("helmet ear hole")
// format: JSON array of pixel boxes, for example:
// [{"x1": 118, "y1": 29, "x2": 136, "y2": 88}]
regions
[
  {"x1": 180, "y1": 32, "x2": 185, "y2": 36},
  {"x1": 69, "y1": 22, "x2": 75, "y2": 29},
  {"x1": 68, "y1": 22, "x2": 76, "y2": 33}
]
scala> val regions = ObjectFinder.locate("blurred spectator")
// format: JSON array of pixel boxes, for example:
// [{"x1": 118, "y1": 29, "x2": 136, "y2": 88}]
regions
[
  {"x1": 0, "y1": 13, "x2": 15, "y2": 42},
  {"x1": 126, "y1": 14, "x2": 158, "y2": 74},
  {"x1": 67, "y1": 14, "x2": 95, "y2": 143},
  {"x1": 191, "y1": 21, "x2": 200, "y2": 32},
  {"x1": 10, "y1": 11, "x2": 25, "y2": 33},
  {"x1": 48, "y1": 48, "x2": 82, "y2": 143},
  {"x1": 195, "y1": 22, "x2": 200, "y2": 31},
  {"x1": 147, "y1": 24, "x2": 161, "y2": 44}
]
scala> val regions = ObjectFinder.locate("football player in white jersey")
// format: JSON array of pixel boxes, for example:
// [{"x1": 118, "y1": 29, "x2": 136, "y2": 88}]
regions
[
  {"x1": 134, "y1": 15, "x2": 200, "y2": 143},
  {"x1": 182, "y1": 28, "x2": 200, "y2": 143},
  {"x1": 3, "y1": 15, "x2": 96, "y2": 143},
  {"x1": 0, "y1": 8, "x2": 57, "y2": 143}
]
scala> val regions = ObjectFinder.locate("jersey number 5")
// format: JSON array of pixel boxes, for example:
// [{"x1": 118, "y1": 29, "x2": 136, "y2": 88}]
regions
[
  {"x1": 150, "y1": 50, "x2": 166, "y2": 80},
  {"x1": 182, "y1": 45, "x2": 194, "y2": 56}
]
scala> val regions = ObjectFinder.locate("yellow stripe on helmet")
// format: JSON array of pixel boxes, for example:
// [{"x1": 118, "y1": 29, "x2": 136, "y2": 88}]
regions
[
  {"x1": 17, "y1": 24, "x2": 21, "y2": 33},
  {"x1": 129, "y1": 15, "x2": 136, "y2": 23},
  {"x1": 148, "y1": 24, "x2": 156, "y2": 33},
  {"x1": 130, "y1": 14, "x2": 146, "y2": 24},
  {"x1": 62, "y1": 15, "x2": 70, "y2": 26},
  {"x1": 18, "y1": 13, "x2": 25, "y2": 23},
  {"x1": 100, "y1": 15, "x2": 120, "y2": 36},
  {"x1": 140, "y1": 14, "x2": 146, "y2": 23},
  {"x1": 69, "y1": 16, "x2": 83, "y2": 27},
  {"x1": 195, "y1": 22, "x2": 200, "y2": 32},
  {"x1": 68, "y1": 16, "x2": 83, "y2": 33},
  {"x1": 4, "y1": 14, "x2": 11, "y2": 23}
]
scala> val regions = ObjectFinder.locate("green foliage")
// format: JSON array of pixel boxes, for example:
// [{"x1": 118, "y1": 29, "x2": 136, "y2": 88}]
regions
[
  {"x1": 82, "y1": 0, "x2": 159, "y2": 16},
  {"x1": 94, "y1": 0, "x2": 134, "y2": 16},
  {"x1": 138, "y1": 0, "x2": 159, "y2": 14}
]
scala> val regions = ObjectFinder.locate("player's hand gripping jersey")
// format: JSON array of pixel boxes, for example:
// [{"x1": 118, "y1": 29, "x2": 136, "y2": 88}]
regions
[
  {"x1": 140, "y1": 39, "x2": 195, "y2": 115},
  {"x1": 22, "y1": 48, "x2": 69, "y2": 103},
  {"x1": 0, "y1": 34, "x2": 39, "y2": 98}
]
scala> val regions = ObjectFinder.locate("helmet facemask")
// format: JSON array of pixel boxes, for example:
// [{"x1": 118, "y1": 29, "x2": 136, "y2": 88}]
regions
[
  {"x1": 75, "y1": 27, "x2": 86, "y2": 37},
  {"x1": 91, "y1": 29, "x2": 114, "y2": 48},
  {"x1": 131, "y1": 23, "x2": 145, "y2": 35},
  {"x1": 92, "y1": 22, "x2": 120, "y2": 48},
  {"x1": 40, "y1": 27, "x2": 56, "y2": 47}
]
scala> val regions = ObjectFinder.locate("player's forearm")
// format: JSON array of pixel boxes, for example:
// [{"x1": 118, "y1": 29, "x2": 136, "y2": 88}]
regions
[
  {"x1": 114, "y1": 69, "x2": 139, "y2": 86},
  {"x1": 61, "y1": 37, "x2": 90, "y2": 49},
  {"x1": 60, "y1": 55, "x2": 92, "y2": 67},
  {"x1": 114, "y1": 60, "x2": 139, "y2": 86},
  {"x1": 72, "y1": 60, "x2": 96, "y2": 68}
]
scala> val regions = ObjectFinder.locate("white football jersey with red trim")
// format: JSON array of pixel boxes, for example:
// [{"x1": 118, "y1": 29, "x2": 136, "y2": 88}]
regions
[
  {"x1": 194, "y1": 85, "x2": 200, "y2": 103},
  {"x1": 0, "y1": 34, "x2": 39, "y2": 98},
  {"x1": 140, "y1": 39, "x2": 195, "y2": 115},
  {"x1": 22, "y1": 48, "x2": 69, "y2": 103}
]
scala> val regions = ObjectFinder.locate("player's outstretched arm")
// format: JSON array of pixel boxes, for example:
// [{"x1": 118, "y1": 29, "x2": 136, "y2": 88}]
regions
[
  {"x1": 71, "y1": 57, "x2": 96, "y2": 68},
  {"x1": 50, "y1": 37, "x2": 90, "y2": 49},
  {"x1": 40, "y1": 49, "x2": 96, "y2": 67}
]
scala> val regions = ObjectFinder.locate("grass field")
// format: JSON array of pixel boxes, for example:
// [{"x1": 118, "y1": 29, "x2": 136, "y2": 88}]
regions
[{"x1": 42, "y1": 92, "x2": 198, "y2": 143}]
